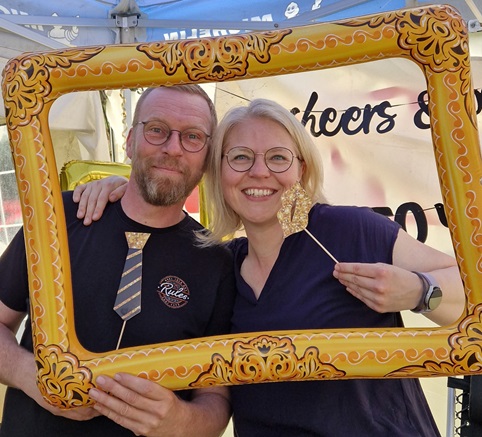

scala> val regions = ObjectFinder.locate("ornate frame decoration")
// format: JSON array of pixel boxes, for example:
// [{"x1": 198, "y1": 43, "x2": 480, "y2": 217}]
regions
[{"x1": 2, "y1": 5, "x2": 481, "y2": 408}]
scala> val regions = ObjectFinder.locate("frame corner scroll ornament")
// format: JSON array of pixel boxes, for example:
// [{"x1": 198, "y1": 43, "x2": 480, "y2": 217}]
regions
[
  {"x1": 35, "y1": 344, "x2": 95, "y2": 408},
  {"x1": 2, "y1": 4, "x2": 482, "y2": 407}
]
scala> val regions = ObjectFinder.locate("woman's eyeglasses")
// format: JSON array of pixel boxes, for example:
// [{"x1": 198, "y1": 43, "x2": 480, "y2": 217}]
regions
[
  {"x1": 223, "y1": 147, "x2": 301, "y2": 173},
  {"x1": 136, "y1": 120, "x2": 210, "y2": 153}
]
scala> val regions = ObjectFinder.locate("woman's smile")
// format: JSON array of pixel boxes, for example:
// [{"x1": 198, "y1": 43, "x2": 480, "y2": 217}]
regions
[{"x1": 242, "y1": 188, "x2": 276, "y2": 198}]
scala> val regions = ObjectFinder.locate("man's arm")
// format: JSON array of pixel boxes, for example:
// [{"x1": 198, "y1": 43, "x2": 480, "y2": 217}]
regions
[
  {"x1": 89, "y1": 373, "x2": 231, "y2": 437},
  {"x1": 0, "y1": 301, "x2": 33, "y2": 390},
  {"x1": 0, "y1": 300, "x2": 100, "y2": 421}
]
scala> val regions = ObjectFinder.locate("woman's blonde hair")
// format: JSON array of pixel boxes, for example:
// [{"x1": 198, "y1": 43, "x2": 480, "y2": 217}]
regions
[{"x1": 200, "y1": 98, "x2": 328, "y2": 245}]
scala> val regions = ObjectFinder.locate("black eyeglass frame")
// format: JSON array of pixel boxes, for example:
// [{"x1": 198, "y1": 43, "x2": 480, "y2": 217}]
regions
[
  {"x1": 136, "y1": 120, "x2": 211, "y2": 153},
  {"x1": 223, "y1": 146, "x2": 302, "y2": 173}
]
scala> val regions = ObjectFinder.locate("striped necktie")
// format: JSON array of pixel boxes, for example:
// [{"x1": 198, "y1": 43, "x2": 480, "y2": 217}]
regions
[{"x1": 113, "y1": 231, "x2": 150, "y2": 349}]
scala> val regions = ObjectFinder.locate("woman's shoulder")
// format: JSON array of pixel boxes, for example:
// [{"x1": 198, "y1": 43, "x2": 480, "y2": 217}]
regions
[
  {"x1": 226, "y1": 236, "x2": 248, "y2": 253},
  {"x1": 310, "y1": 203, "x2": 400, "y2": 232},
  {"x1": 311, "y1": 203, "x2": 377, "y2": 221}
]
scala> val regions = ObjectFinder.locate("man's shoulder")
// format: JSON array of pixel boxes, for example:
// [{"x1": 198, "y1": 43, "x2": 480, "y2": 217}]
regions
[
  {"x1": 60, "y1": 191, "x2": 78, "y2": 221},
  {"x1": 62, "y1": 191, "x2": 119, "y2": 226},
  {"x1": 61, "y1": 190, "x2": 75, "y2": 209}
]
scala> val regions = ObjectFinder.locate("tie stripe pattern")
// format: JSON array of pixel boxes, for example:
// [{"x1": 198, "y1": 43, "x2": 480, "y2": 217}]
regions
[{"x1": 113, "y1": 232, "x2": 150, "y2": 321}]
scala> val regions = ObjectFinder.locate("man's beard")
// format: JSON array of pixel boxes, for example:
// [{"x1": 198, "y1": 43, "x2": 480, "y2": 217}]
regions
[{"x1": 132, "y1": 155, "x2": 203, "y2": 206}]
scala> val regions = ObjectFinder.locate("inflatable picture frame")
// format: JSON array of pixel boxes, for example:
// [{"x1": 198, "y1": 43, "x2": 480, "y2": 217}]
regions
[{"x1": 2, "y1": 4, "x2": 482, "y2": 408}]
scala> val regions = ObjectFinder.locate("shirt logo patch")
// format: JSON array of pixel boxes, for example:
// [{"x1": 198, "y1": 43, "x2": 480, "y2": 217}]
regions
[{"x1": 157, "y1": 276, "x2": 190, "y2": 309}]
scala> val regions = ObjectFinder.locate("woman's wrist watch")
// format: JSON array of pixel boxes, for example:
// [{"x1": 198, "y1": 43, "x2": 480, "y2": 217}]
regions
[{"x1": 411, "y1": 271, "x2": 443, "y2": 313}]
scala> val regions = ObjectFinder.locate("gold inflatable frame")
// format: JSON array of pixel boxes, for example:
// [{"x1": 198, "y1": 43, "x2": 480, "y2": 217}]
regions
[{"x1": 2, "y1": 4, "x2": 482, "y2": 408}]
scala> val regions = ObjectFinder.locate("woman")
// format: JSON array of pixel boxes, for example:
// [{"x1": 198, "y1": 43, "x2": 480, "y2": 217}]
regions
[{"x1": 75, "y1": 98, "x2": 464, "y2": 436}]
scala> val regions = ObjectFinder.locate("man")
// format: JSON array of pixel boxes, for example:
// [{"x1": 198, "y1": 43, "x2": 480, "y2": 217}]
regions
[{"x1": 0, "y1": 85, "x2": 235, "y2": 436}]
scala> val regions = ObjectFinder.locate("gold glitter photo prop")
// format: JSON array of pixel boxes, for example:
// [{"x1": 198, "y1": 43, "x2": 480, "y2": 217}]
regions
[
  {"x1": 278, "y1": 182, "x2": 339, "y2": 263},
  {"x1": 2, "y1": 5, "x2": 482, "y2": 409}
]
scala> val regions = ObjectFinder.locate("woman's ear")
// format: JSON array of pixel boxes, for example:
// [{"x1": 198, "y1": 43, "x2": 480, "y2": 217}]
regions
[{"x1": 299, "y1": 159, "x2": 306, "y2": 179}]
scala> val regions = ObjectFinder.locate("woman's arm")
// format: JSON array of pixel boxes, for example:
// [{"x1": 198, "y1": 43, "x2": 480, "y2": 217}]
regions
[
  {"x1": 333, "y1": 228, "x2": 464, "y2": 326},
  {"x1": 73, "y1": 176, "x2": 128, "y2": 225}
]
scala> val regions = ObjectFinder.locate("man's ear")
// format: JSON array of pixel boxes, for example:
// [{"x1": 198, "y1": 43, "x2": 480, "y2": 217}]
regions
[{"x1": 126, "y1": 128, "x2": 134, "y2": 159}]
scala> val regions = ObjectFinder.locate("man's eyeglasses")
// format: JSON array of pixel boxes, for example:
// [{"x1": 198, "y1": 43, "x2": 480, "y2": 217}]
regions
[
  {"x1": 136, "y1": 120, "x2": 210, "y2": 153},
  {"x1": 223, "y1": 147, "x2": 301, "y2": 173}
]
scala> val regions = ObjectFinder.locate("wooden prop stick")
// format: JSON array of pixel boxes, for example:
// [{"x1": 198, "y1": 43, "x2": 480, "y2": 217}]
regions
[
  {"x1": 303, "y1": 228, "x2": 339, "y2": 264},
  {"x1": 116, "y1": 321, "x2": 127, "y2": 351}
]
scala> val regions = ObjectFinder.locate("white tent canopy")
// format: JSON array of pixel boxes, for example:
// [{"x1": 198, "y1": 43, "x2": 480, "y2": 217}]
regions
[{"x1": 1, "y1": 0, "x2": 424, "y2": 162}]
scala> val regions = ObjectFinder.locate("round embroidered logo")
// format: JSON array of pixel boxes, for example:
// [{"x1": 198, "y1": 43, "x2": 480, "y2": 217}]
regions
[{"x1": 157, "y1": 276, "x2": 190, "y2": 309}]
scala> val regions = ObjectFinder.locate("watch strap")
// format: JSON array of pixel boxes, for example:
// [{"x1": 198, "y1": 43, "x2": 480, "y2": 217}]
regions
[{"x1": 411, "y1": 271, "x2": 431, "y2": 313}]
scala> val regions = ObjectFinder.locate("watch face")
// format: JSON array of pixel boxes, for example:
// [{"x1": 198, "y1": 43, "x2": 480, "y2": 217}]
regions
[{"x1": 428, "y1": 286, "x2": 443, "y2": 311}]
